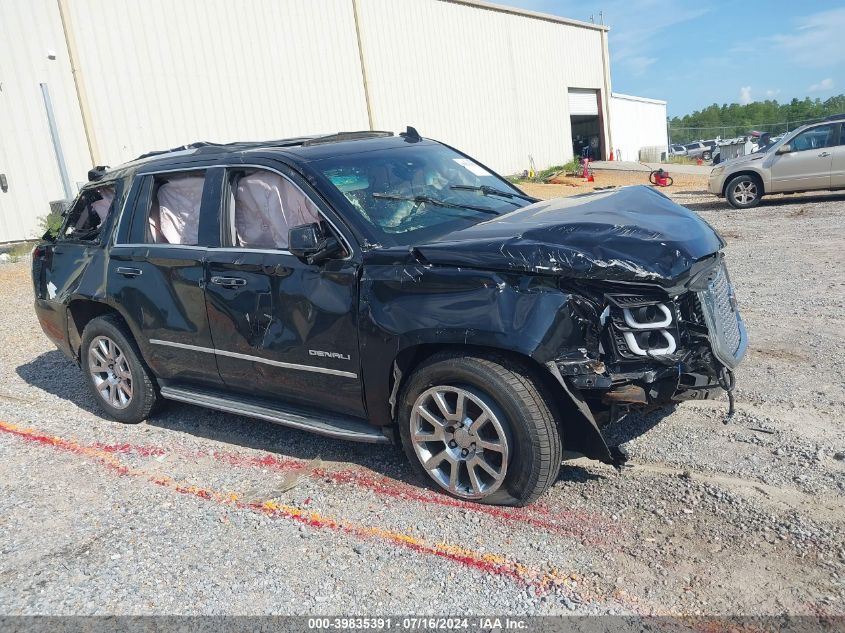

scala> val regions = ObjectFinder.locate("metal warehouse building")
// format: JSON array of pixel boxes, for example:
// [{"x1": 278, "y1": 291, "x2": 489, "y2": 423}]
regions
[
  {"x1": 0, "y1": 0, "x2": 668, "y2": 243},
  {"x1": 609, "y1": 93, "x2": 669, "y2": 163}
]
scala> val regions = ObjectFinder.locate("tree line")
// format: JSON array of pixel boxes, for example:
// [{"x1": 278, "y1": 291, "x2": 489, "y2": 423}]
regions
[{"x1": 668, "y1": 95, "x2": 845, "y2": 144}]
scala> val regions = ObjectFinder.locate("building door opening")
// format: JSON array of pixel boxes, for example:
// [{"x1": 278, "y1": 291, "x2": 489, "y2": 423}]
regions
[{"x1": 568, "y1": 88, "x2": 604, "y2": 161}]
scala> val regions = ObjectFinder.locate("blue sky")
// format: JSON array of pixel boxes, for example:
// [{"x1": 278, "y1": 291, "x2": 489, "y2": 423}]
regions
[{"x1": 507, "y1": 0, "x2": 845, "y2": 116}]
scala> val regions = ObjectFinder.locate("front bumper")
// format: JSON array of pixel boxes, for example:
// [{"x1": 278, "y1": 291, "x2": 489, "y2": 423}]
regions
[
  {"x1": 567, "y1": 260, "x2": 747, "y2": 412},
  {"x1": 708, "y1": 170, "x2": 726, "y2": 195}
]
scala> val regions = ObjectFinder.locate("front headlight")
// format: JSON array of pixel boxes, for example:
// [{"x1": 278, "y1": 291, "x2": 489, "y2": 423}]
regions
[
  {"x1": 606, "y1": 296, "x2": 680, "y2": 359},
  {"x1": 711, "y1": 166, "x2": 725, "y2": 177}
]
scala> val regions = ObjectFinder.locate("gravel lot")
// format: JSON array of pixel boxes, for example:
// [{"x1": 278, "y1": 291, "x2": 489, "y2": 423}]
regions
[{"x1": 0, "y1": 185, "x2": 843, "y2": 616}]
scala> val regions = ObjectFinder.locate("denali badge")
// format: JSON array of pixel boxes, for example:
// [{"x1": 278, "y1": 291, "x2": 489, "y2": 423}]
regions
[{"x1": 309, "y1": 349, "x2": 351, "y2": 361}]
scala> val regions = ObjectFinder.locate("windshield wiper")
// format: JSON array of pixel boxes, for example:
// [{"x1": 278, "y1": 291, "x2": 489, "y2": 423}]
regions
[
  {"x1": 372, "y1": 193, "x2": 499, "y2": 215},
  {"x1": 449, "y1": 184, "x2": 538, "y2": 203}
]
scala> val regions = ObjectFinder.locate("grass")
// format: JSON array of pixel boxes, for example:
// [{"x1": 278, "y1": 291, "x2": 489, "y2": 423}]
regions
[
  {"x1": 508, "y1": 158, "x2": 582, "y2": 184},
  {"x1": 39, "y1": 211, "x2": 64, "y2": 239},
  {"x1": 538, "y1": 158, "x2": 581, "y2": 181},
  {"x1": 1, "y1": 241, "x2": 36, "y2": 262},
  {"x1": 666, "y1": 155, "x2": 702, "y2": 165},
  {"x1": 1, "y1": 210, "x2": 63, "y2": 263}
]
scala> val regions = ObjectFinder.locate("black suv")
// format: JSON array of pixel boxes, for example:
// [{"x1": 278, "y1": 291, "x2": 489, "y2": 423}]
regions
[{"x1": 32, "y1": 130, "x2": 747, "y2": 506}]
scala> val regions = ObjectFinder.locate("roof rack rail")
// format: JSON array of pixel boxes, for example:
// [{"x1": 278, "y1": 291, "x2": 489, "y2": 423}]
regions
[
  {"x1": 134, "y1": 141, "x2": 222, "y2": 161},
  {"x1": 302, "y1": 131, "x2": 393, "y2": 147}
]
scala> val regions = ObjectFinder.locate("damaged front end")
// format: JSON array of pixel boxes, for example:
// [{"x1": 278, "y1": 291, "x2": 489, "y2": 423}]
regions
[
  {"x1": 413, "y1": 186, "x2": 749, "y2": 466},
  {"x1": 558, "y1": 254, "x2": 748, "y2": 436}
]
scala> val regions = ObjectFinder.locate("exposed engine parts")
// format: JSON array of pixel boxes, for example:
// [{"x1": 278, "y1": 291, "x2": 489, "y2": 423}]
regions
[{"x1": 557, "y1": 257, "x2": 747, "y2": 433}]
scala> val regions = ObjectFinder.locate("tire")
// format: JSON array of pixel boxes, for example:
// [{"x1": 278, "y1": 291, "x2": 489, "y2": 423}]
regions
[
  {"x1": 398, "y1": 352, "x2": 561, "y2": 506},
  {"x1": 81, "y1": 314, "x2": 160, "y2": 424},
  {"x1": 725, "y1": 174, "x2": 762, "y2": 209}
]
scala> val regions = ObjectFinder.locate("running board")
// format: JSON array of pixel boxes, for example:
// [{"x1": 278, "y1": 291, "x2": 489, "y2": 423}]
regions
[{"x1": 160, "y1": 385, "x2": 391, "y2": 444}]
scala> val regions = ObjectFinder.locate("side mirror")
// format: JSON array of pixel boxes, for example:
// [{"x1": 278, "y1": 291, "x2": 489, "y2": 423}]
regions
[
  {"x1": 776, "y1": 144, "x2": 792, "y2": 155},
  {"x1": 289, "y1": 223, "x2": 342, "y2": 265}
]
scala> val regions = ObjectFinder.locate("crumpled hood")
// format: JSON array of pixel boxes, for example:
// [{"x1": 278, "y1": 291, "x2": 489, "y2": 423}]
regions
[{"x1": 415, "y1": 185, "x2": 724, "y2": 283}]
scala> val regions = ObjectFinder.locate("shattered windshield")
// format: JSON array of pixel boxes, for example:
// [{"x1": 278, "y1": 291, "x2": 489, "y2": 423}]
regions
[{"x1": 316, "y1": 143, "x2": 532, "y2": 246}]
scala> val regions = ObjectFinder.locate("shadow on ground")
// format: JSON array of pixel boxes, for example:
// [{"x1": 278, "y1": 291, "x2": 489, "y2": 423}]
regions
[
  {"x1": 15, "y1": 351, "x2": 416, "y2": 485},
  {"x1": 17, "y1": 350, "x2": 603, "y2": 495},
  {"x1": 602, "y1": 405, "x2": 677, "y2": 449},
  {"x1": 684, "y1": 191, "x2": 845, "y2": 212}
]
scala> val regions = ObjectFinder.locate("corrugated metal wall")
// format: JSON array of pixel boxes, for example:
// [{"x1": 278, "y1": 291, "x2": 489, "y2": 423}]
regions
[
  {"x1": 0, "y1": 0, "x2": 612, "y2": 241},
  {"x1": 64, "y1": 0, "x2": 371, "y2": 166},
  {"x1": 356, "y1": 0, "x2": 607, "y2": 175},
  {"x1": 0, "y1": 0, "x2": 90, "y2": 242},
  {"x1": 609, "y1": 93, "x2": 668, "y2": 162}
]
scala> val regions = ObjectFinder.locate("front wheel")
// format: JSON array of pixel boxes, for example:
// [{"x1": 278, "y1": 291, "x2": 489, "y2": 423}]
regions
[
  {"x1": 725, "y1": 174, "x2": 762, "y2": 209},
  {"x1": 398, "y1": 353, "x2": 561, "y2": 506}
]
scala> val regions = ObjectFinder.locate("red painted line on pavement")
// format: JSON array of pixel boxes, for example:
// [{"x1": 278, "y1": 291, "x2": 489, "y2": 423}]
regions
[
  {"x1": 0, "y1": 419, "x2": 586, "y2": 596},
  {"x1": 92, "y1": 440, "x2": 616, "y2": 543}
]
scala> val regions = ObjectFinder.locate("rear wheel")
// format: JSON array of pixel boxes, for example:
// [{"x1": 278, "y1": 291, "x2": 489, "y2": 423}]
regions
[
  {"x1": 81, "y1": 315, "x2": 159, "y2": 423},
  {"x1": 398, "y1": 352, "x2": 561, "y2": 506},
  {"x1": 726, "y1": 174, "x2": 762, "y2": 209}
]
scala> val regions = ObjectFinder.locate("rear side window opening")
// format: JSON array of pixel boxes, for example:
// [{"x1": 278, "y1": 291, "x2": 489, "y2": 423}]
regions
[
  {"x1": 59, "y1": 184, "x2": 118, "y2": 243},
  {"x1": 225, "y1": 168, "x2": 322, "y2": 250},
  {"x1": 146, "y1": 172, "x2": 206, "y2": 245}
]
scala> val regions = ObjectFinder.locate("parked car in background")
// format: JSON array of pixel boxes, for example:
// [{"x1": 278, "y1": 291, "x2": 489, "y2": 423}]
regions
[
  {"x1": 32, "y1": 130, "x2": 748, "y2": 505},
  {"x1": 684, "y1": 142, "x2": 712, "y2": 161},
  {"x1": 670, "y1": 144, "x2": 688, "y2": 157},
  {"x1": 709, "y1": 114, "x2": 845, "y2": 208}
]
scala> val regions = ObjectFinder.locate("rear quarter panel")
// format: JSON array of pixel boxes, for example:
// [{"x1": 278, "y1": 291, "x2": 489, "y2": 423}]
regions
[{"x1": 34, "y1": 242, "x2": 111, "y2": 359}]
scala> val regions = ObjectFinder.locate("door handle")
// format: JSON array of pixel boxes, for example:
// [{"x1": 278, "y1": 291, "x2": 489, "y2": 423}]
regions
[
  {"x1": 819, "y1": 152, "x2": 831, "y2": 157},
  {"x1": 210, "y1": 276, "x2": 247, "y2": 288},
  {"x1": 0, "y1": 174, "x2": 7, "y2": 193},
  {"x1": 116, "y1": 267, "x2": 142, "y2": 277}
]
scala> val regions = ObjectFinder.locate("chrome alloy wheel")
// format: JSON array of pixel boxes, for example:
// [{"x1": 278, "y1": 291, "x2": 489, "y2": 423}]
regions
[
  {"x1": 410, "y1": 386, "x2": 509, "y2": 499},
  {"x1": 88, "y1": 335, "x2": 133, "y2": 409},
  {"x1": 733, "y1": 180, "x2": 758, "y2": 205}
]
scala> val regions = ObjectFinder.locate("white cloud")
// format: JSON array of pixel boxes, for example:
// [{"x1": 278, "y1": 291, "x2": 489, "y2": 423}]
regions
[
  {"x1": 808, "y1": 78, "x2": 834, "y2": 92},
  {"x1": 739, "y1": 86, "x2": 753, "y2": 105},
  {"x1": 624, "y1": 56, "x2": 658, "y2": 76},
  {"x1": 771, "y1": 8, "x2": 845, "y2": 68},
  {"x1": 765, "y1": 89, "x2": 781, "y2": 98},
  {"x1": 602, "y1": 0, "x2": 709, "y2": 74}
]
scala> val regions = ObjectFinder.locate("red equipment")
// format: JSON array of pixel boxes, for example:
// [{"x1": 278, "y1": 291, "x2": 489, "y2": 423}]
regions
[{"x1": 649, "y1": 169, "x2": 673, "y2": 187}]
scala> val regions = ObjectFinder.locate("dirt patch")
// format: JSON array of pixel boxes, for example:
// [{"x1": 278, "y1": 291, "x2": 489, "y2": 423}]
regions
[
  {"x1": 1, "y1": 188, "x2": 844, "y2": 616},
  {"x1": 518, "y1": 169, "x2": 709, "y2": 199},
  {"x1": 749, "y1": 345, "x2": 811, "y2": 364}
]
